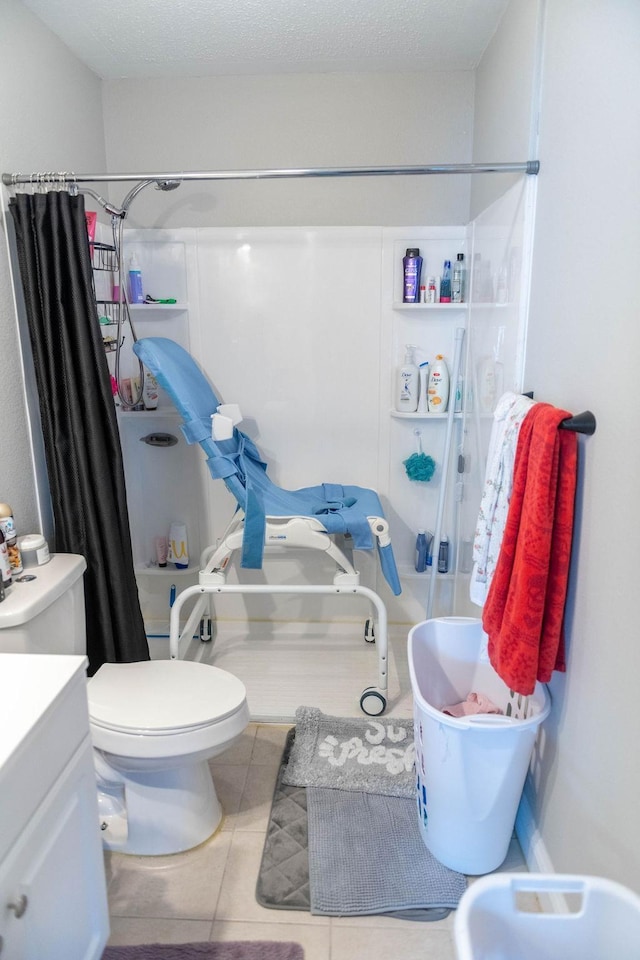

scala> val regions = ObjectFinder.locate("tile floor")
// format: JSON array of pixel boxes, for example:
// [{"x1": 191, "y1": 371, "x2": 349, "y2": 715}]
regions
[{"x1": 104, "y1": 722, "x2": 529, "y2": 960}]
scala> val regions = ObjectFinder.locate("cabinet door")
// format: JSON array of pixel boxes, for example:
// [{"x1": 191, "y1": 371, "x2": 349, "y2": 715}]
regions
[{"x1": 0, "y1": 737, "x2": 109, "y2": 960}]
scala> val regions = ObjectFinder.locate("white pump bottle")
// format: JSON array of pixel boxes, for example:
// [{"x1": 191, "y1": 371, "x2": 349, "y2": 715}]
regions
[
  {"x1": 428, "y1": 354, "x2": 450, "y2": 413},
  {"x1": 396, "y1": 344, "x2": 419, "y2": 413}
]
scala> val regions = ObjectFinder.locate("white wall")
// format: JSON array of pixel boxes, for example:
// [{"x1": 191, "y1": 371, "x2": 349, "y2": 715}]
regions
[
  {"x1": 476, "y1": 0, "x2": 640, "y2": 891},
  {"x1": 525, "y1": 0, "x2": 640, "y2": 891},
  {"x1": 470, "y1": 0, "x2": 542, "y2": 218},
  {"x1": 102, "y1": 72, "x2": 474, "y2": 228},
  {"x1": 0, "y1": 0, "x2": 107, "y2": 536}
]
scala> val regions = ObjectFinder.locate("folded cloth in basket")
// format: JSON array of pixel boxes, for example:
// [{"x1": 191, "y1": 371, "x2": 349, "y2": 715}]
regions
[
  {"x1": 281, "y1": 706, "x2": 415, "y2": 798},
  {"x1": 442, "y1": 692, "x2": 503, "y2": 717}
]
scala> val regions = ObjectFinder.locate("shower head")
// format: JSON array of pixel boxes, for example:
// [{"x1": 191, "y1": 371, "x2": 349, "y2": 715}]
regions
[
  {"x1": 118, "y1": 178, "x2": 182, "y2": 215},
  {"x1": 154, "y1": 180, "x2": 181, "y2": 192}
]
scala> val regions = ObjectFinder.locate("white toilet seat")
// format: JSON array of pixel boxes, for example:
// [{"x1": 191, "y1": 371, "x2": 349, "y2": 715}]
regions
[{"x1": 88, "y1": 659, "x2": 249, "y2": 759}]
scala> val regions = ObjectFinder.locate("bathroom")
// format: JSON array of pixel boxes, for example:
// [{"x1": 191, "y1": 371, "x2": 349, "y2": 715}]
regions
[{"x1": 0, "y1": 0, "x2": 638, "y2": 956}]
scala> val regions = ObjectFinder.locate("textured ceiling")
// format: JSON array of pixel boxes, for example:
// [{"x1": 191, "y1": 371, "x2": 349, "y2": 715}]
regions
[{"x1": 21, "y1": 0, "x2": 509, "y2": 80}]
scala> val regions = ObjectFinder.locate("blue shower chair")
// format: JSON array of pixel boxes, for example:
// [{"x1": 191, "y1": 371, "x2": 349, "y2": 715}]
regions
[{"x1": 133, "y1": 336, "x2": 402, "y2": 715}]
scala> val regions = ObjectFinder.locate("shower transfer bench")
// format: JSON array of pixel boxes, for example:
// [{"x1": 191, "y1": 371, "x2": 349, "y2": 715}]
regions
[{"x1": 134, "y1": 337, "x2": 402, "y2": 717}]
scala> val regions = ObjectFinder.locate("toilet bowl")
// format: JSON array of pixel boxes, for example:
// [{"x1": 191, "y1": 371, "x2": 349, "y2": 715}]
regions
[
  {"x1": 0, "y1": 553, "x2": 250, "y2": 857},
  {"x1": 88, "y1": 659, "x2": 250, "y2": 855}
]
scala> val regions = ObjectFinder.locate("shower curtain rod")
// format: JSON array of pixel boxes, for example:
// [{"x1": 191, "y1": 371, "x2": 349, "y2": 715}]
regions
[{"x1": 2, "y1": 160, "x2": 539, "y2": 187}]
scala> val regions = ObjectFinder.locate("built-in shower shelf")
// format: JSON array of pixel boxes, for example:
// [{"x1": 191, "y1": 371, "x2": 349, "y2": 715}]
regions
[
  {"x1": 117, "y1": 407, "x2": 182, "y2": 418},
  {"x1": 134, "y1": 565, "x2": 197, "y2": 577},
  {"x1": 390, "y1": 410, "x2": 463, "y2": 420},
  {"x1": 392, "y1": 303, "x2": 469, "y2": 312},
  {"x1": 397, "y1": 565, "x2": 456, "y2": 581},
  {"x1": 128, "y1": 303, "x2": 188, "y2": 313}
]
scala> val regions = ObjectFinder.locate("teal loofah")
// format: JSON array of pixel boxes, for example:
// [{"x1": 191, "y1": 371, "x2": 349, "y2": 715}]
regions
[
  {"x1": 404, "y1": 451, "x2": 436, "y2": 482},
  {"x1": 404, "y1": 430, "x2": 436, "y2": 482}
]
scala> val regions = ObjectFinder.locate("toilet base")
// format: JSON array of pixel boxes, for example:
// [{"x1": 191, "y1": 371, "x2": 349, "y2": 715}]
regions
[{"x1": 97, "y1": 753, "x2": 223, "y2": 856}]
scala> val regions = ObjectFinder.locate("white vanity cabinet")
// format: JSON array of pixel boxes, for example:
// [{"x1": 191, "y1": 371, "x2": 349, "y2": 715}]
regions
[{"x1": 0, "y1": 655, "x2": 109, "y2": 959}]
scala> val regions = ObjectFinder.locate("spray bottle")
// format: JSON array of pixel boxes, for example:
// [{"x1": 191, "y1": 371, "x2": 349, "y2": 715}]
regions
[{"x1": 396, "y1": 345, "x2": 419, "y2": 413}]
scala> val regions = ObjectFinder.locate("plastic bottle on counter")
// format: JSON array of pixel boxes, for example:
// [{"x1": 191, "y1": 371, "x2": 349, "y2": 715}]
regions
[
  {"x1": 0, "y1": 504, "x2": 23, "y2": 577},
  {"x1": 128, "y1": 254, "x2": 144, "y2": 304},
  {"x1": 396, "y1": 344, "x2": 419, "y2": 413},
  {"x1": 439, "y1": 260, "x2": 452, "y2": 303},
  {"x1": 426, "y1": 276, "x2": 437, "y2": 303},
  {"x1": 427, "y1": 355, "x2": 450, "y2": 413},
  {"x1": 402, "y1": 248, "x2": 423, "y2": 304},
  {"x1": 415, "y1": 530, "x2": 429, "y2": 573}
]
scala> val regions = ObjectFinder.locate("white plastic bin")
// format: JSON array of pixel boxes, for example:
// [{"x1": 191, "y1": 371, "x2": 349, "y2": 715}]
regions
[
  {"x1": 408, "y1": 617, "x2": 550, "y2": 875},
  {"x1": 454, "y1": 873, "x2": 640, "y2": 959}
]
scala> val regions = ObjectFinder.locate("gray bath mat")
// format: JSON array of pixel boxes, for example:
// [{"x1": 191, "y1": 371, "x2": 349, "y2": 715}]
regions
[
  {"x1": 281, "y1": 706, "x2": 415, "y2": 798},
  {"x1": 306, "y1": 787, "x2": 467, "y2": 919},
  {"x1": 257, "y1": 728, "x2": 464, "y2": 921},
  {"x1": 102, "y1": 943, "x2": 304, "y2": 960},
  {"x1": 256, "y1": 728, "x2": 310, "y2": 911}
]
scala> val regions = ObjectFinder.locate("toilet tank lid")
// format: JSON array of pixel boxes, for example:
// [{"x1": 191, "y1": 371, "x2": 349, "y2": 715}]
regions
[{"x1": 0, "y1": 554, "x2": 86, "y2": 628}]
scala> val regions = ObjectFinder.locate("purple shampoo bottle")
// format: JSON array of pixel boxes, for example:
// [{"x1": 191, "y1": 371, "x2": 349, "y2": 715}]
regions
[{"x1": 403, "y1": 248, "x2": 423, "y2": 303}]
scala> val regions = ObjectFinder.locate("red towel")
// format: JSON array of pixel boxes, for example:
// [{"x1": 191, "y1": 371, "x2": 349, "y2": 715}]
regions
[{"x1": 482, "y1": 403, "x2": 578, "y2": 695}]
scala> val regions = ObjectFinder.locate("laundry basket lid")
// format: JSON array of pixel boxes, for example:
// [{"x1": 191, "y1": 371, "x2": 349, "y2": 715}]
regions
[{"x1": 87, "y1": 660, "x2": 247, "y2": 732}]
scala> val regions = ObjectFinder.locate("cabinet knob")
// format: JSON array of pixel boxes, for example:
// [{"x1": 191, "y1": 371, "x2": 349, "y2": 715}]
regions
[{"x1": 7, "y1": 894, "x2": 28, "y2": 918}]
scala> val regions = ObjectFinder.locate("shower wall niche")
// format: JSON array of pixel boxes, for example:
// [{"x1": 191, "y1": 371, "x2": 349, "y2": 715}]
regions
[{"x1": 118, "y1": 182, "x2": 534, "y2": 629}]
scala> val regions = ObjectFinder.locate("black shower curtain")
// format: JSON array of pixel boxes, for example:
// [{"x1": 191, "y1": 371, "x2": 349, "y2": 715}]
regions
[{"x1": 10, "y1": 191, "x2": 149, "y2": 673}]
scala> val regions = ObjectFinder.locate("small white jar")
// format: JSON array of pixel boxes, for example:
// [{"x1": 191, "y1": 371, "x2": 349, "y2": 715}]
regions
[{"x1": 17, "y1": 534, "x2": 50, "y2": 567}]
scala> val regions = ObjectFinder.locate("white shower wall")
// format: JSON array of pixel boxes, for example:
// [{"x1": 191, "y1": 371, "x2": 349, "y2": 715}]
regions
[{"x1": 120, "y1": 189, "x2": 530, "y2": 631}]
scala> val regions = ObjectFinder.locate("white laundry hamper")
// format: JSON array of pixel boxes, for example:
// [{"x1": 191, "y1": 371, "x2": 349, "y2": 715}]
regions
[
  {"x1": 454, "y1": 873, "x2": 640, "y2": 960},
  {"x1": 408, "y1": 617, "x2": 550, "y2": 875}
]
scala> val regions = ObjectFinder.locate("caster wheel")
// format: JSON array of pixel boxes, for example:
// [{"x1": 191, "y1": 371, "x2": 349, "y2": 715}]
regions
[
  {"x1": 360, "y1": 686, "x2": 387, "y2": 716},
  {"x1": 363, "y1": 617, "x2": 376, "y2": 644}
]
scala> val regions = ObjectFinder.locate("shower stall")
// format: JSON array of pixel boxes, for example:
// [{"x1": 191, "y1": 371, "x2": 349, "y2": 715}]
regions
[{"x1": 3, "y1": 161, "x2": 540, "y2": 716}]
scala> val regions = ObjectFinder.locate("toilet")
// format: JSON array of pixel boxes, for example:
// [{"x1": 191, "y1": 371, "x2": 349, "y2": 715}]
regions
[{"x1": 0, "y1": 553, "x2": 250, "y2": 855}]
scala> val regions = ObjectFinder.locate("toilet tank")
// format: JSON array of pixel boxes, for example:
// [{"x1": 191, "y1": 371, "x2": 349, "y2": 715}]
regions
[{"x1": 0, "y1": 554, "x2": 87, "y2": 655}]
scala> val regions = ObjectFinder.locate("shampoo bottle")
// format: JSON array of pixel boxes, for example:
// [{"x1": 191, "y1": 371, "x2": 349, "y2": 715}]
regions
[
  {"x1": 439, "y1": 260, "x2": 452, "y2": 303},
  {"x1": 142, "y1": 371, "x2": 159, "y2": 410},
  {"x1": 402, "y1": 248, "x2": 423, "y2": 303},
  {"x1": 128, "y1": 254, "x2": 144, "y2": 304},
  {"x1": 452, "y1": 253, "x2": 466, "y2": 302},
  {"x1": 437, "y1": 536, "x2": 450, "y2": 573},
  {"x1": 427, "y1": 355, "x2": 450, "y2": 413},
  {"x1": 415, "y1": 530, "x2": 429, "y2": 573},
  {"x1": 396, "y1": 344, "x2": 419, "y2": 413}
]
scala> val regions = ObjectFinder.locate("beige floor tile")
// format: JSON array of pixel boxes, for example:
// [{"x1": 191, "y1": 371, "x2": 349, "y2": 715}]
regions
[
  {"x1": 215, "y1": 724, "x2": 258, "y2": 765},
  {"x1": 210, "y1": 920, "x2": 330, "y2": 960},
  {"x1": 107, "y1": 830, "x2": 232, "y2": 920},
  {"x1": 235, "y1": 761, "x2": 280, "y2": 832},
  {"x1": 107, "y1": 916, "x2": 213, "y2": 945},
  {"x1": 209, "y1": 762, "x2": 250, "y2": 831},
  {"x1": 330, "y1": 923, "x2": 455, "y2": 960},
  {"x1": 251, "y1": 723, "x2": 293, "y2": 764},
  {"x1": 330, "y1": 908, "x2": 455, "y2": 931},
  {"x1": 215, "y1": 831, "x2": 328, "y2": 926}
]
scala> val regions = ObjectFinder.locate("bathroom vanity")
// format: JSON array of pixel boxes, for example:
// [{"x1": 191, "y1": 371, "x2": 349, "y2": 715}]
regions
[{"x1": 0, "y1": 654, "x2": 109, "y2": 958}]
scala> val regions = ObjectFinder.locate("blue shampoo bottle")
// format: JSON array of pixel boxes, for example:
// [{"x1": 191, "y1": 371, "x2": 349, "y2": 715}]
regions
[
  {"x1": 403, "y1": 248, "x2": 423, "y2": 303},
  {"x1": 128, "y1": 254, "x2": 144, "y2": 304}
]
